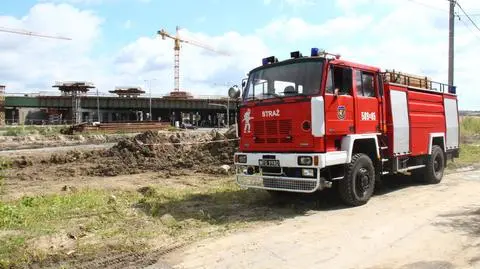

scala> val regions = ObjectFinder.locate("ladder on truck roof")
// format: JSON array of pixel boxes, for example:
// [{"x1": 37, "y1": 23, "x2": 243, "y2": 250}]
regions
[{"x1": 382, "y1": 69, "x2": 455, "y2": 94}]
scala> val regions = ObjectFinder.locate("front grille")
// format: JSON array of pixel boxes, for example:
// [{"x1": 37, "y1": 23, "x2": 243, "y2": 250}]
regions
[
  {"x1": 262, "y1": 178, "x2": 317, "y2": 192},
  {"x1": 254, "y1": 119, "x2": 292, "y2": 144}
]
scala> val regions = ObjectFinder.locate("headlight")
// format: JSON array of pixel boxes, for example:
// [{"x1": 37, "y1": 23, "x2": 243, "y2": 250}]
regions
[
  {"x1": 302, "y1": 169, "x2": 315, "y2": 177},
  {"x1": 236, "y1": 154, "x2": 247, "y2": 163},
  {"x1": 298, "y1": 156, "x2": 312, "y2": 166}
]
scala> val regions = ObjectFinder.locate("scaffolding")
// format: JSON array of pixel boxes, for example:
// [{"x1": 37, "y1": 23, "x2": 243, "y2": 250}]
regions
[
  {"x1": 109, "y1": 87, "x2": 145, "y2": 98},
  {"x1": 0, "y1": 85, "x2": 4, "y2": 126},
  {"x1": 53, "y1": 81, "x2": 95, "y2": 125}
]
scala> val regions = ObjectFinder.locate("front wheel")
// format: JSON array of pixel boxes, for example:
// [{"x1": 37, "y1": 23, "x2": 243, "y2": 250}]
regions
[{"x1": 338, "y1": 153, "x2": 376, "y2": 206}]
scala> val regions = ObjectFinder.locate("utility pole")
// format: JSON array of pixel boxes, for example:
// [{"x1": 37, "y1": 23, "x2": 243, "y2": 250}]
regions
[{"x1": 448, "y1": 0, "x2": 455, "y2": 87}]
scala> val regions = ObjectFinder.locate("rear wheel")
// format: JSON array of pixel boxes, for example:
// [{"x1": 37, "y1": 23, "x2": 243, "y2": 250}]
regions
[
  {"x1": 420, "y1": 145, "x2": 445, "y2": 184},
  {"x1": 338, "y1": 153, "x2": 376, "y2": 206}
]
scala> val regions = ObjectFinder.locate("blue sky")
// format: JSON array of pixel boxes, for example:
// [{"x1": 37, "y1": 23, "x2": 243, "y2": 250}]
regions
[{"x1": 1, "y1": 0, "x2": 479, "y2": 110}]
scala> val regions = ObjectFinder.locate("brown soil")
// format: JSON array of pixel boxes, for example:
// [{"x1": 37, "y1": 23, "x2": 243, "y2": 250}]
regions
[
  {"x1": 5, "y1": 128, "x2": 239, "y2": 181},
  {"x1": 0, "y1": 133, "x2": 133, "y2": 151}
]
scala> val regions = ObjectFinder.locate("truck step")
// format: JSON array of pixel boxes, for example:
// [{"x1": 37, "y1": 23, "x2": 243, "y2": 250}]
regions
[
  {"x1": 380, "y1": 146, "x2": 388, "y2": 150},
  {"x1": 397, "y1": 164, "x2": 426, "y2": 173}
]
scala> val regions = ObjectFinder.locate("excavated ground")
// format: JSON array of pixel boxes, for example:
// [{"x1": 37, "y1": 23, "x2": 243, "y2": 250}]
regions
[
  {"x1": 5, "y1": 128, "x2": 239, "y2": 181},
  {"x1": 0, "y1": 133, "x2": 132, "y2": 151}
]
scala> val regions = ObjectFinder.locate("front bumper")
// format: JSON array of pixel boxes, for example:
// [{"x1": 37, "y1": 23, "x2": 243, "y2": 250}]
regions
[{"x1": 233, "y1": 152, "x2": 327, "y2": 193}]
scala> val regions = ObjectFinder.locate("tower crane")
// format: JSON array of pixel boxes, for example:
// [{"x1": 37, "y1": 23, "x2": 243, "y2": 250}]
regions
[
  {"x1": 0, "y1": 26, "x2": 72, "y2": 40},
  {"x1": 157, "y1": 26, "x2": 229, "y2": 93}
]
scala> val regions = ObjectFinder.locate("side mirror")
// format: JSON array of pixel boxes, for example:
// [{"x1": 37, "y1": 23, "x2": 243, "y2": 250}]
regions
[
  {"x1": 241, "y1": 79, "x2": 247, "y2": 89},
  {"x1": 228, "y1": 85, "x2": 241, "y2": 99}
]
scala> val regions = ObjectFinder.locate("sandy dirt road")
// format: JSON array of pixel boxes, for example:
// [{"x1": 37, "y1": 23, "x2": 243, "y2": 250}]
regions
[{"x1": 158, "y1": 170, "x2": 480, "y2": 269}]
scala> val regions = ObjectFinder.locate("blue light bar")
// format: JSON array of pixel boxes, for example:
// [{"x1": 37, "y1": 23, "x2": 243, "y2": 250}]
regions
[
  {"x1": 311, "y1": 48, "x2": 320, "y2": 57},
  {"x1": 262, "y1": 58, "x2": 269, "y2": 65}
]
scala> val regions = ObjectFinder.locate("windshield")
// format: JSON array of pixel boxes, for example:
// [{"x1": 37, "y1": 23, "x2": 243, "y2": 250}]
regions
[{"x1": 243, "y1": 59, "x2": 324, "y2": 101}]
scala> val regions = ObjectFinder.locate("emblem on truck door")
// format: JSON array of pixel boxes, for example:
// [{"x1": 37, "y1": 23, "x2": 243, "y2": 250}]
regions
[
  {"x1": 242, "y1": 108, "x2": 253, "y2": 133},
  {"x1": 337, "y1": 106, "x2": 346, "y2": 120}
]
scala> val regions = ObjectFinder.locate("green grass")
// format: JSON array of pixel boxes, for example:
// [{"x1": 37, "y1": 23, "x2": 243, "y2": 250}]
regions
[
  {"x1": 461, "y1": 116, "x2": 480, "y2": 134},
  {"x1": 448, "y1": 143, "x2": 480, "y2": 169},
  {"x1": 0, "y1": 189, "x2": 141, "y2": 267},
  {"x1": 460, "y1": 116, "x2": 480, "y2": 143},
  {"x1": 0, "y1": 179, "x2": 296, "y2": 268},
  {"x1": 0, "y1": 158, "x2": 9, "y2": 195}
]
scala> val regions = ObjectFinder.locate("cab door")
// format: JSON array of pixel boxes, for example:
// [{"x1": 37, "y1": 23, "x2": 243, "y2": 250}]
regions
[
  {"x1": 353, "y1": 69, "x2": 380, "y2": 133},
  {"x1": 324, "y1": 64, "x2": 355, "y2": 135}
]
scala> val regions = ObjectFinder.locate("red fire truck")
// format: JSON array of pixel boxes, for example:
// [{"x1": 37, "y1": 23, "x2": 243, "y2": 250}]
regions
[{"x1": 229, "y1": 48, "x2": 460, "y2": 206}]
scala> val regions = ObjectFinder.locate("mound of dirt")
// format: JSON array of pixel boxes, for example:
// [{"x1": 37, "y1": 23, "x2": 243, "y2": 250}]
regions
[
  {"x1": 0, "y1": 133, "x2": 131, "y2": 151},
  {"x1": 7, "y1": 128, "x2": 240, "y2": 179},
  {"x1": 88, "y1": 129, "x2": 239, "y2": 176}
]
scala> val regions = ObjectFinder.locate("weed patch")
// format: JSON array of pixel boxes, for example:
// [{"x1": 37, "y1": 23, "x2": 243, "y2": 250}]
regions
[
  {"x1": 460, "y1": 116, "x2": 480, "y2": 143},
  {"x1": 448, "y1": 143, "x2": 480, "y2": 169},
  {"x1": 0, "y1": 189, "x2": 141, "y2": 267}
]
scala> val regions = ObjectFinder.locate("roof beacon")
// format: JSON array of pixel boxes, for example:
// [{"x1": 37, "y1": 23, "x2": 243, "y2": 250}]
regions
[
  {"x1": 262, "y1": 56, "x2": 278, "y2": 65},
  {"x1": 290, "y1": 51, "x2": 303, "y2": 59}
]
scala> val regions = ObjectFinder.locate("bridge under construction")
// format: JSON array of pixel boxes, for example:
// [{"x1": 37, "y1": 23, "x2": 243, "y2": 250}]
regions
[{"x1": 1, "y1": 82, "x2": 238, "y2": 128}]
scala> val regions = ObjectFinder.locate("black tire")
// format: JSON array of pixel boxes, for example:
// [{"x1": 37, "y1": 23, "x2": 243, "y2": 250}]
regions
[
  {"x1": 422, "y1": 145, "x2": 445, "y2": 184},
  {"x1": 338, "y1": 153, "x2": 376, "y2": 206}
]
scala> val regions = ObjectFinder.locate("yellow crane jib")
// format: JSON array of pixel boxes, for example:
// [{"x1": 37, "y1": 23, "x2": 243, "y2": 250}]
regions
[{"x1": 156, "y1": 26, "x2": 230, "y2": 93}]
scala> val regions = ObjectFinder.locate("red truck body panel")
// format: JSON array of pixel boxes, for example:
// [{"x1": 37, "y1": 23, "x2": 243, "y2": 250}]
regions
[
  {"x1": 238, "y1": 100, "x2": 325, "y2": 153},
  {"x1": 384, "y1": 84, "x2": 457, "y2": 157}
]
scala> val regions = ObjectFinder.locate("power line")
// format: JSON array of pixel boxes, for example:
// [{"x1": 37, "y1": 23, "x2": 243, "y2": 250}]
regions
[
  {"x1": 406, "y1": 0, "x2": 448, "y2": 12},
  {"x1": 456, "y1": 1, "x2": 480, "y2": 32},
  {"x1": 455, "y1": 11, "x2": 480, "y2": 41}
]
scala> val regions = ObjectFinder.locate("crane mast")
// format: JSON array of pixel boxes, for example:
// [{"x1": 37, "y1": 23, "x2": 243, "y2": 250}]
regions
[{"x1": 157, "y1": 26, "x2": 229, "y2": 94}]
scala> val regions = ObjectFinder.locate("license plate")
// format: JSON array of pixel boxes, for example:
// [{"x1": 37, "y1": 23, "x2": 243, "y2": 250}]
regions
[{"x1": 259, "y1": 159, "x2": 280, "y2": 167}]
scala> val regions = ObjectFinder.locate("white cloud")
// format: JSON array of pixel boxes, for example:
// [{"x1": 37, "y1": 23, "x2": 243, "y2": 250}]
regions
[
  {"x1": 0, "y1": 3, "x2": 105, "y2": 92},
  {"x1": 113, "y1": 29, "x2": 270, "y2": 95},
  {"x1": 1, "y1": 1, "x2": 479, "y2": 110},
  {"x1": 258, "y1": 15, "x2": 373, "y2": 42}
]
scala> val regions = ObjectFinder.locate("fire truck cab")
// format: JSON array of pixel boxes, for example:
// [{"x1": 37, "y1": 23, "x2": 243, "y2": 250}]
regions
[{"x1": 230, "y1": 48, "x2": 460, "y2": 206}]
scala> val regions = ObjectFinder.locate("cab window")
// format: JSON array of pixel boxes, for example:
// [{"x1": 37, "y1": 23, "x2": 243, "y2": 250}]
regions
[
  {"x1": 326, "y1": 65, "x2": 352, "y2": 95},
  {"x1": 355, "y1": 70, "x2": 375, "y2": 97}
]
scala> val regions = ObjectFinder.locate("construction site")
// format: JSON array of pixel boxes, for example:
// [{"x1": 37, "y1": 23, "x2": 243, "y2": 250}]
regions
[
  {"x1": 0, "y1": 26, "x2": 236, "y2": 132},
  {"x1": 1, "y1": 5, "x2": 480, "y2": 269}
]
